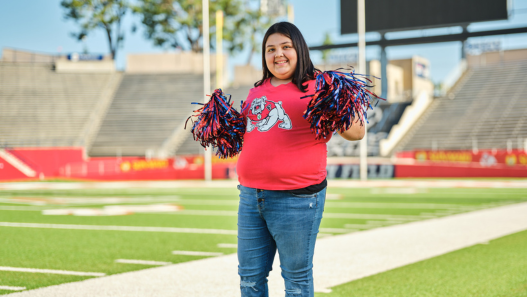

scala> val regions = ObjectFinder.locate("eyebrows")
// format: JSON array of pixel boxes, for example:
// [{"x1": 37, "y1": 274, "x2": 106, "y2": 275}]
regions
[{"x1": 266, "y1": 41, "x2": 293, "y2": 48}]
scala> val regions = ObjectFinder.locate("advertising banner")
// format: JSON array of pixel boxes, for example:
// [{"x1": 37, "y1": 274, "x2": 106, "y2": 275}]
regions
[{"x1": 412, "y1": 149, "x2": 527, "y2": 167}]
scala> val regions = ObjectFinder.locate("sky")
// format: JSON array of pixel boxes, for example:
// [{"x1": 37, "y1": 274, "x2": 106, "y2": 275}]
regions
[{"x1": 1, "y1": 0, "x2": 526, "y2": 84}]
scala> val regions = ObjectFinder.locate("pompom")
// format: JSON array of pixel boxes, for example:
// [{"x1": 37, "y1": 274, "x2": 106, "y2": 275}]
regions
[
  {"x1": 303, "y1": 69, "x2": 383, "y2": 140},
  {"x1": 186, "y1": 89, "x2": 245, "y2": 158}
]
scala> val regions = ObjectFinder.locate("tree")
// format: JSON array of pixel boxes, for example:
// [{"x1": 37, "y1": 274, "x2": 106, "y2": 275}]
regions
[
  {"x1": 321, "y1": 32, "x2": 333, "y2": 64},
  {"x1": 235, "y1": 4, "x2": 273, "y2": 65},
  {"x1": 61, "y1": 0, "x2": 129, "y2": 60},
  {"x1": 134, "y1": 0, "x2": 254, "y2": 54}
]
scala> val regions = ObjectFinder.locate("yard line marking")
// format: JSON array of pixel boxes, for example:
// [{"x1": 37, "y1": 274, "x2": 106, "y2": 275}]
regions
[
  {"x1": 0, "y1": 206, "x2": 53, "y2": 211},
  {"x1": 0, "y1": 285, "x2": 26, "y2": 291},
  {"x1": 324, "y1": 202, "x2": 474, "y2": 210},
  {"x1": 172, "y1": 210, "x2": 238, "y2": 216},
  {"x1": 344, "y1": 220, "x2": 405, "y2": 229},
  {"x1": 323, "y1": 213, "x2": 433, "y2": 220},
  {"x1": 0, "y1": 197, "x2": 183, "y2": 206},
  {"x1": 320, "y1": 228, "x2": 358, "y2": 233},
  {"x1": 317, "y1": 233, "x2": 333, "y2": 238},
  {"x1": 173, "y1": 199, "x2": 478, "y2": 210},
  {"x1": 0, "y1": 266, "x2": 105, "y2": 277},
  {"x1": 163, "y1": 210, "x2": 438, "y2": 220},
  {"x1": 170, "y1": 200, "x2": 239, "y2": 206},
  {"x1": 1, "y1": 180, "x2": 527, "y2": 190},
  {"x1": 0, "y1": 222, "x2": 237, "y2": 235},
  {"x1": 42, "y1": 204, "x2": 184, "y2": 216},
  {"x1": 115, "y1": 259, "x2": 172, "y2": 266},
  {"x1": 325, "y1": 194, "x2": 343, "y2": 200},
  {"x1": 172, "y1": 251, "x2": 223, "y2": 256},
  {"x1": 217, "y1": 243, "x2": 237, "y2": 248},
  {"x1": 370, "y1": 187, "x2": 428, "y2": 194}
]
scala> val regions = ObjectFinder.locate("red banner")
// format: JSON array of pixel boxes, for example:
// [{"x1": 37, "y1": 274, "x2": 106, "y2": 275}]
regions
[
  {"x1": 408, "y1": 149, "x2": 527, "y2": 167},
  {"x1": 0, "y1": 147, "x2": 236, "y2": 181}
]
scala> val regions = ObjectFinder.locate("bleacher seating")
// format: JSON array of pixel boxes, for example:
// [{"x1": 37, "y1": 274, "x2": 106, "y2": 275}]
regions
[
  {"x1": 0, "y1": 62, "x2": 114, "y2": 147},
  {"x1": 175, "y1": 84, "x2": 251, "y2": 156},
  {"x1": 89, "y1": 73, "x2": 209, "y2": 156},
  {"x1": 395, "y1": 60, "x2": 527, "y2": 152}
]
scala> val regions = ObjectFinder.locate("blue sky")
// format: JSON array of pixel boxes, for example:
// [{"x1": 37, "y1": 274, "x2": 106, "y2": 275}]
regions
[{"x1": 1, "y1": 0, "x2": 526, "y2": 84}]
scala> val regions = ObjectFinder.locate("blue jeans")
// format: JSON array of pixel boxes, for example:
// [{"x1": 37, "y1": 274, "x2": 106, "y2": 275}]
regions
[{"x1": 237, "y1": 184, "x2": 326, "y2": 297}]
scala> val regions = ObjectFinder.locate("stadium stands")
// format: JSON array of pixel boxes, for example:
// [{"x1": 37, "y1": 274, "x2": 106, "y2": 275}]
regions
[
  {"x1": 0, "y1": 62, "x2": 119, "y2": 148},
  {"x1": 89, "y1": 73, "x2": 209, "y2": 157},
  {"x1": 394, "y1": 60, "x2": 527, "y2": 153},
  {"x1": 175, "y1": 84, "x2": 250, "y2": 156}
]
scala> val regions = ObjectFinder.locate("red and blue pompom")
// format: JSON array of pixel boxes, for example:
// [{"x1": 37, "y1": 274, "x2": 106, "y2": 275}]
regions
[
  {"x1": 303, "y1": 69, "x2": 383, "y2": 140},
  {"x1": 186, "y1": 89, "x2": 245, "y2": 158}
]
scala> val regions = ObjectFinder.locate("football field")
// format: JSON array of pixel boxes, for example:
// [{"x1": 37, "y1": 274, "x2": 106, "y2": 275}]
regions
[{"x1": 1, "y1": 181, "x2": 527, "y2": 296}]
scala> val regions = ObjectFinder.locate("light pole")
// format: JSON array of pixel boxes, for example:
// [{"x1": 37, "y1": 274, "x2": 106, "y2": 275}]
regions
[
  {"x1": 358, "y1": 0, "x2": 368, "y2": 181},
  {"x1": 203, "y1": 0, "x2": 212, "y2": 181}
]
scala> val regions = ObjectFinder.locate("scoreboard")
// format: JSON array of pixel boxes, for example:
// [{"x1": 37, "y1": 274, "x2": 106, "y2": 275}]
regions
[{"x1": 341, "y1": 0, "x2": 508, "y2": 34}]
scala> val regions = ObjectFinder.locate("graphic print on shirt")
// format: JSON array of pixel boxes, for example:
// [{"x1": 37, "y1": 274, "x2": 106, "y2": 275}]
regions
[{"x1": 246, "y1": 96, "x2": 292, "y2": 132}]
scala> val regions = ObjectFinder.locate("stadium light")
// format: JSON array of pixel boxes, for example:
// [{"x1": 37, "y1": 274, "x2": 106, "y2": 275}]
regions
[
  {"x1": 203, "y1": 0, "x2": 212, "y2": 181},
  {"x1": 358, "y1": 0, "x2": 367, "y2": 181}
]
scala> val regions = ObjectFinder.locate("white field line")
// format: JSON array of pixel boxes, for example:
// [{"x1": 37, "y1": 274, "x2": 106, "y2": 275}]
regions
[
  {"x1": 162, "y1": 210, "x2": 429, "y2": 220},
  {"x1": 0, "y1": 197, "x2": 183, "y2": 206},
  {"x1": 0, "y1": 285, "x2": 26, "y2": 291},
  {"x1": 0, "y1": 222, "x2": 237, "y2": 235},
  {"x1": 325, "y1": 194, "x2": 343, "y2": 200},
  {"x1": 217, "y1": 243, "x2": 237, "y2": 248},
  {"x1": 370, "y1": 188, "x2": 428, "y2": 194},
  {"x1": 115, "y1": 259, "x2": 171, "y2": 266},
  {"x1": 172, "y1": 251, "x2": 223, "y2": 257},
  {"x1": 320, "y1": 228, "x2": 358, "y2": 233},
  {"x1": 0, "y1": 199, "x2": 49, "y2": 206},
  {"x1": 317, "y1": 233, "x2": 333, "y2": 238},
  {"x1": 165, "y1": 200, "x2": 482, "y2": 210},
  {"x1": 0, "y1": 266, "x2": 105, "y2": 277},
  {"x1": 0, "y1": 206, "x2": 55, "y2": 211},
  {"x1": 344, "y1": 221, "x2": 402, "y2": 229},
  {"x1": 163, "y1": 210, "x2": 442, "y2": 220},
  {"x1": 169, "y1": 210, "x2": 238, "y2": 216},
  {"x1": 324, "y1": 202, "x2": 477, "y2": 210},
  {"x1": 323, "y1": 213, "x2": 432, "y2": 220},
  {"x1": 0, "y1": 203, "x2": 496, "y2": 214},
  {"x1": 2, "y1": 179, "x2": 527, "y2": 190}
]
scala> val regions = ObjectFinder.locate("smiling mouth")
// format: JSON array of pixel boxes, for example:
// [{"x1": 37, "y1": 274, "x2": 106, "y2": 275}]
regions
[{"x1": 275, "y1": 60, "x2": 288, "y2": 65}]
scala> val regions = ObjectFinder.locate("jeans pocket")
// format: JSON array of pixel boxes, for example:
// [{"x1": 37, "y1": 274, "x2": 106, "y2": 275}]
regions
[{"x1": 290, "y1": 192, "x2": 317, "y2": 198}]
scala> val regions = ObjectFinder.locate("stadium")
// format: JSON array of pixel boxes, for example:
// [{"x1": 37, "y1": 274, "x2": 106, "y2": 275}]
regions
[{"x1": 0, "y1": 0, "x2": 527, "y2": 296}]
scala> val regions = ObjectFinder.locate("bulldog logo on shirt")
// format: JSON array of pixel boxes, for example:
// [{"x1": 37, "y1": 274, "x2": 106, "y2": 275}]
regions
[{"x1": 246, "y1": 96, "x2": 292, "y2": 132}]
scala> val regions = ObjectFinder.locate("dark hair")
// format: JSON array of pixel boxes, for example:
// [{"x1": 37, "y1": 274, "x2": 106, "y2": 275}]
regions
[{"x1": 255, "y1": 22, "x2": 319, "y2": 92}]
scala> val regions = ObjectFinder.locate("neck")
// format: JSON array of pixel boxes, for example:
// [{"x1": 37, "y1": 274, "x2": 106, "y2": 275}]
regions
[{"x1": 270, "y1": 76, "x2": 292, "y2": 87}]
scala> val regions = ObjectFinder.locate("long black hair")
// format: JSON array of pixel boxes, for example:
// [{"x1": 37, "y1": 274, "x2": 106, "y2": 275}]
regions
[{"x1": 255, "y1": 22, "x2": 319, "y2": 92}]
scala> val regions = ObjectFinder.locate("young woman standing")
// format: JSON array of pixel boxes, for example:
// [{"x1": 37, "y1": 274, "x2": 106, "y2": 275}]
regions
[{"x1": 236, "y1": 22, "x2": 365, "y2": 297}]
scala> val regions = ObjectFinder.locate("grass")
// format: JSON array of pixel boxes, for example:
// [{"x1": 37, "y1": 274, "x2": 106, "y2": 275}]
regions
[
  {"x1": 316, "y1": 229, "x2": 527, "y2": 297},
  {"x1": 0, "y1": 186, "x2": 526, "y2": 294}
]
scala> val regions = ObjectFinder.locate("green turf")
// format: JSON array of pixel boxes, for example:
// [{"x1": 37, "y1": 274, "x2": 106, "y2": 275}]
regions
[
  {"x1": 315, "y1": 229, "x2": 527, "y2": 297},
  {"x1": 0, "y1": 227, "x2": 236, "y2": 293},
  {"x1": 0, "y1": 186, "x2": 526, "y2": 295}
]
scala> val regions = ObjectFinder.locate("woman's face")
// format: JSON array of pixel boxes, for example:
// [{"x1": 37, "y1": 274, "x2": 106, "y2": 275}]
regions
[{"x1": 265, "y1": 33, "x2": 298, "y2": 81}]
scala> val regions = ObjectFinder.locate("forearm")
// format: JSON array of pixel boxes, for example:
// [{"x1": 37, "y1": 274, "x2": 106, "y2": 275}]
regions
[{"x1": 337, "y1": 117, "x2": 366, "y2": 141}]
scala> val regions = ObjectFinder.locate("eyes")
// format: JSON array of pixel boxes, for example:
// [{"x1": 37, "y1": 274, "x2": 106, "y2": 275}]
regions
[{"x1": 267, "y1": 45, "x2": 293, "y2": 53}]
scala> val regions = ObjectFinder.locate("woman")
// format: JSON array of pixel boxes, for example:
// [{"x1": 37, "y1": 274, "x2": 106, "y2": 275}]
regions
[{"x1": 236, "y1": 22, "x2": 365, "y2": 297}]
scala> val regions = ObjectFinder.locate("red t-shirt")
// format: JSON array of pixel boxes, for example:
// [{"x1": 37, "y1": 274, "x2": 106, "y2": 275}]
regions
[{"x1": 236, "y1": 79, "x2": 331, "y2": 190}]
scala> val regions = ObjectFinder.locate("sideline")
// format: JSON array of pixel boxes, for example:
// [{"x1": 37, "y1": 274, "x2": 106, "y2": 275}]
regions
[
  {"x1": 1, "y1": 179, "x2": 527, "y2": 190},
  {"x1": 7, "y1": 201, "x2": 527, "y2": 296},
  {"x1": 0, "y1": 222, "x2": 237, "y2": 235}
]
